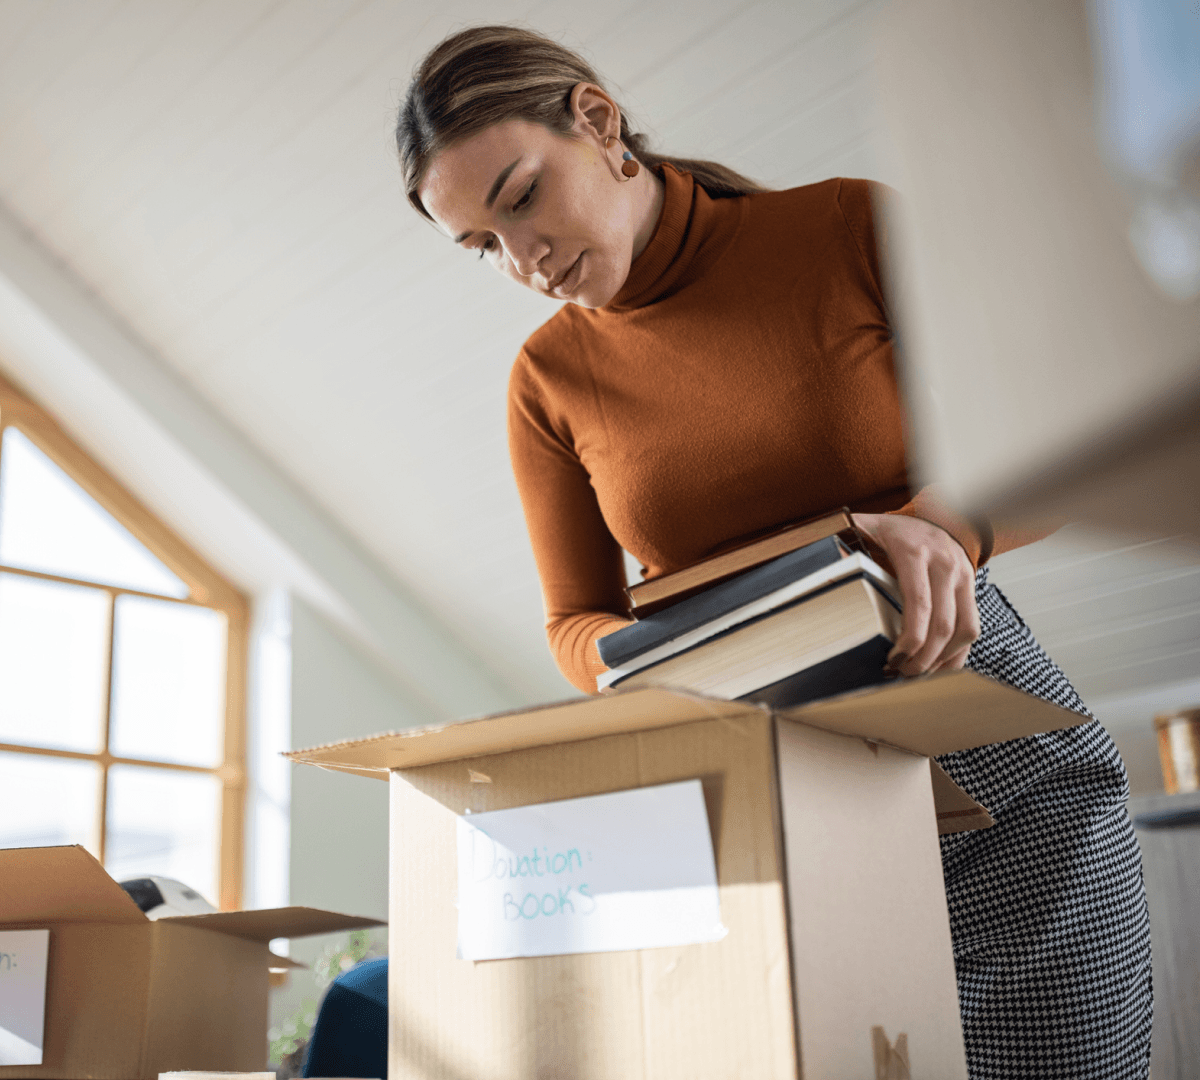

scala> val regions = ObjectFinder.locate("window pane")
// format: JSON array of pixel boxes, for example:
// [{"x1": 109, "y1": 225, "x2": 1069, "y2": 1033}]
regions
[
  {"x1": 0, "y1": 752, "x2": 100, "y2": 855},
  {"x1": 105, "y1": 765, "x2": 220, "y2": 906},
  {"x1": 0, "y1": 573, "x2": 109, "y2": 752},
  {"x1": 0, "y1": 427, "x2": 187, "y2": 598},
  {"x1": 110, "y1": 596, "x2": 226, "y2": 767}
]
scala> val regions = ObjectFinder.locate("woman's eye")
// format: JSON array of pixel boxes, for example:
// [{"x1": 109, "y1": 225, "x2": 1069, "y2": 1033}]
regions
[
  {"x1": 478, "y1": 238, "x2": 495, "y2": 261},
  {"x1": 513, "y1": 180, "x2": 537, "y2": 212}
]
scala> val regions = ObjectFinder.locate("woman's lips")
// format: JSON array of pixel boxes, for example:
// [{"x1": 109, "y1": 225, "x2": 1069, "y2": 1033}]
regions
[{"x1": 550, "y1": 253, "x2": 584, "y2": 297}]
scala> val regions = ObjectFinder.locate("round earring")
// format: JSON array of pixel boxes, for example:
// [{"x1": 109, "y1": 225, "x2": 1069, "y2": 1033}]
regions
[{"x1": 606, "y1": 136, "x2": 640, "y2": 180}]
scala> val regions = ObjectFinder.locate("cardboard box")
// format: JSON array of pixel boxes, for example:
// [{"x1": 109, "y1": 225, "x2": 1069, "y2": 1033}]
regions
[
  {"x1": 0, "y1": 846, "x2": 383, "y2": 1080},
  {"x1": 287, "y1": 670, "x2": 1085, "y2": 1079}
]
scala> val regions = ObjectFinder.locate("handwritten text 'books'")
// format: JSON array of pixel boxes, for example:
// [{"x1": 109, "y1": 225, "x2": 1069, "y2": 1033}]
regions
[{"x1": 455, "y1": 780, "x2": 724, "y2": 961}]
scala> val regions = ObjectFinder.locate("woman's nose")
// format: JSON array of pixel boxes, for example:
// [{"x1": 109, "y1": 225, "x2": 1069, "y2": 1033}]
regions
[{"x1": 506, "y1": 232, "x2": 551, "y2": 280}]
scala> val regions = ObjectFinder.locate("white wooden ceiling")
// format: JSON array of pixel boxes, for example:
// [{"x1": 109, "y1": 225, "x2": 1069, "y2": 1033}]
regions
[{"x1": 0, "y1": 0, "x2": 1195, "y2": 708}]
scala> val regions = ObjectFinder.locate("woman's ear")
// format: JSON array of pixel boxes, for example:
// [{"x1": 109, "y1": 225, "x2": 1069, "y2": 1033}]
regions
[{"x1": 569, "y1": 82, "x2": 620, "y2": 141}]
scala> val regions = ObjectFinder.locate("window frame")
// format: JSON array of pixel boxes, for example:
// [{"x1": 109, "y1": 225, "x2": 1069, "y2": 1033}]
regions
[{"x1": 0, "y1": 373, "x2": 249, "y2": 910}]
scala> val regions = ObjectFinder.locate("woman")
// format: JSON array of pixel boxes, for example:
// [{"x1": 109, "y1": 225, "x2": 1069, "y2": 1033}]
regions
[{"x1": 397, "y1": 25, "x2": 1152, "y2": 1078}]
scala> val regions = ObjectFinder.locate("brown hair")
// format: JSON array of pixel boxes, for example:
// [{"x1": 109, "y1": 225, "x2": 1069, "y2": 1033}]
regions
[{"x1": 397, "y1": 25, "x2": 767, "y2": 218}]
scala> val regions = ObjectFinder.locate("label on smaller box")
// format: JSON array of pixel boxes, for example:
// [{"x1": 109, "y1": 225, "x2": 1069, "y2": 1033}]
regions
[
  {"x1": 0, "y1": 928, "x2": 49, "y2": 1065},
  {"x1": 456, "y1": 779, "x2": 725, "y2": 961}
]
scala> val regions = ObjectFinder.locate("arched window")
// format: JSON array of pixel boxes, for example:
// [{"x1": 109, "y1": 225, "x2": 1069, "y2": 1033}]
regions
[{"x1": 0, "y1": 376, "x2": 247, "y2": 910}]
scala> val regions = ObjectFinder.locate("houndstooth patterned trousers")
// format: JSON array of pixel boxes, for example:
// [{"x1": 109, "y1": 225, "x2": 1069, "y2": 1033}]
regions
[{"x1": 935, "y1": 569, "x2": 1153, "y2": 1079}]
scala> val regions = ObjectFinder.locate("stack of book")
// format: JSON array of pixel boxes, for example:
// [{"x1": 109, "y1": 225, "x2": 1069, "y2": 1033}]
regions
[{"x1": 597, "y1": 511, "x2": 903, "y2": 708}]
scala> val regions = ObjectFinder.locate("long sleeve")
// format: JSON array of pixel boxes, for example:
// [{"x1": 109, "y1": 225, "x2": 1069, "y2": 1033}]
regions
[
  {"x1": 508, "y1": 354, "x2": 632, "y2": 693},
  {"x1": 892, "y1": 486, "x2": 1064, "y2": 568},
  {"x1": 889, "y1": 486, "x2": 990, "y2": 566}
]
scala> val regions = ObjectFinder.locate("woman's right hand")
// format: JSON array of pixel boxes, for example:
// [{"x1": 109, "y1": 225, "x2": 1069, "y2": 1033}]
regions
[{"x1": 852, "y1": 512, "x2": 980, "y2": 676}]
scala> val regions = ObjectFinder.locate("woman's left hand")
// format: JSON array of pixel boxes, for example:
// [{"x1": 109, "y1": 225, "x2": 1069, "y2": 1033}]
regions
[{"x1": 851, "y1": 512, "x2": 980, "y2": 676}]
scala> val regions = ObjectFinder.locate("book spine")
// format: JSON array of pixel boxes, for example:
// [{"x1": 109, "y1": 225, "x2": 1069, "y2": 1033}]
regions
[
  {"x1": 598, "y1": 536, "x2": 845, "y2": 668},
  {"x1": 600, "y1": 558, "x2": 899, "y2": 686}
]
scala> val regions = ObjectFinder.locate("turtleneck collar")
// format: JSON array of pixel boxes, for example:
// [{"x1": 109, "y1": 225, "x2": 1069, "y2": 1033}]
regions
[{"x1": 603, "y1": 164, "x2": 743, "y2": 313}]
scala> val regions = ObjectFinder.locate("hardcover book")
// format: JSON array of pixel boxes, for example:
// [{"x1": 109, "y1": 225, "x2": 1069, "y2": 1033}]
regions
[
  {"x1": 604, "y1": 575, "x2": 902, "y2": 708},
  {"x1": 598, "y1": 538, "x2": 897, "y2": 678}
]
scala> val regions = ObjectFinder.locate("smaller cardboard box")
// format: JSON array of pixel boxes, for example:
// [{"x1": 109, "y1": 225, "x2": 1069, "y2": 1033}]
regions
[
  {"x1": 288, "y1": 670, "x2": 1086, "y2": 1080},
  {"x1": 0, "y1": 846, "x2": 383, "y2": 1080}
]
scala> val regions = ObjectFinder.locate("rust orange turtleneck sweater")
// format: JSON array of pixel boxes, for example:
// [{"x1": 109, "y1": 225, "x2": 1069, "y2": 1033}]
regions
[{"x1": 508, "y1": 166, "x2": 1031, "y2": 693}]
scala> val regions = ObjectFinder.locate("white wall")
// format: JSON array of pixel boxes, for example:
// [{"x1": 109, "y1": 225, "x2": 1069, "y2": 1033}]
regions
[
  {"x1": 1090, "y1": 677, "x2": 1200, "y2": 797},
  {"x1": 269, "y1": 593, "x2": 430, "y2": 1037},
  {"x1": 287, "y1": 592, "x2": 427, "y2": 919}
]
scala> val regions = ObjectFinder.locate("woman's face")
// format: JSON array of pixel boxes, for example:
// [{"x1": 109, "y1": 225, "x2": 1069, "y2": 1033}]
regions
[{"x1": 418, "y1": 90, "x2": 661, "y2": 309}]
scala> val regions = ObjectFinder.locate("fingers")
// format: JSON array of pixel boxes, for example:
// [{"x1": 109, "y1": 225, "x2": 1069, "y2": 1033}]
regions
[
  {"x1": 859, "y1": 512, "x2": 980, "y2": 678},
  {"x1": 887, "y1": 553, "x2": 933, "y2": 672},
  {"x1": 905, "y1": 551, "x2": 979, "y2": 674},
  {"x1": 944, "y1": 563, "x2": 981, "y2": 668},
  {"x1": 855, "y1": 513, "x2": 934, "y2": 672},
  {"x1": 903, "y1": 570, "x2": 957, "y2": 674}
]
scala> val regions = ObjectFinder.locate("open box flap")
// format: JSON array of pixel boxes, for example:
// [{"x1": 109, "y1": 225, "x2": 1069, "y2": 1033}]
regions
[
  {"x1": 283, "y1": 687, "x2": 762, "y2": 776},
  {"x1": 286, "y1": 673, "x2": 1082, "y2": 777},
  {"x1": 0, "y1": 845, "x2": 146, "y2": 926},
  {"x1": 0, "y1": 846, "x2": 385, "y2": 951},
  {"x1": 778, "y1": 670, "x2": 1083, "y2": 757},
  {"x1": 929, "y1": 758, "x2": 993, "y2": 834},
  {"x1": 166, "y1": 907, "x2": 385, "y2": 942}
]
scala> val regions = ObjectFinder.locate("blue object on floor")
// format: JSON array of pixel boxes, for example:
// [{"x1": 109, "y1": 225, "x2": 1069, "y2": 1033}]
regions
[{"x1": 302, "y1": 956, "x2": 387, "y2": 1079}]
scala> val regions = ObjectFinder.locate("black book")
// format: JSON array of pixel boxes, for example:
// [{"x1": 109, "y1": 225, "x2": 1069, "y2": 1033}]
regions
[{"x1": 599, "y1": 535, "x2": 865, "y2": 670}]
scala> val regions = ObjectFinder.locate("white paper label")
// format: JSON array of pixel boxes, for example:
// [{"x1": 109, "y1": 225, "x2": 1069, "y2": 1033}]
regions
[
  {"x1": 456, "y1": 779, "x2": 725, "y2": 961},
  {"x1": 0, "y1": 929, "x2": 49, "y2": 1065}
]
